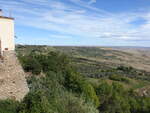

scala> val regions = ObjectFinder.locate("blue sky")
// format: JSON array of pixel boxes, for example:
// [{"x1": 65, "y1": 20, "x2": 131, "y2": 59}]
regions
[{"x1": 1, "y1": 0, "x2": 150, "y2": 46}]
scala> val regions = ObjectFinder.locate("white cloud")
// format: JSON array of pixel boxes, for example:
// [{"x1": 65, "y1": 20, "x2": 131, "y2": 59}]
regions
[
  {"x1": 88, "y1": 0, "x2": 96, "y2": 5},
  {"x1": 69, "y1": 0, "x2": 112, "y2": 16},
  {"x1": 0, "y1": 0, "x2": 150, "y2": 42}
]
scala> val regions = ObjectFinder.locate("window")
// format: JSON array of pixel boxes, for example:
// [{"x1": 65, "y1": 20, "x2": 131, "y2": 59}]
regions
[{"x1": 5, "y1": 48, "x2": 8, "y2": 50}]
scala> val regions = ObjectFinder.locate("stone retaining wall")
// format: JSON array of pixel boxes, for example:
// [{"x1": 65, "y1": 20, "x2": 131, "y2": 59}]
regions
[{"x1": 0, "y1": 51, "x2": 29, "y2": 101}]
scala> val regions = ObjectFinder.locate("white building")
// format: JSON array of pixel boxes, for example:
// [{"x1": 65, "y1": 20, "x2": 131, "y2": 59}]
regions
[{"x1": 0, "y1": 9, "x2": 15, "y2": 55}]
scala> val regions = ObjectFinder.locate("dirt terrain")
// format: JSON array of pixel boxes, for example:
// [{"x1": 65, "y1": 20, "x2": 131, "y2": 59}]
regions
[
  {"x1": 0, "y1": 51, "x2": 29, "y2": 101},
  {"x1": 52, "y1": 46, "x2": 150, "y2": 72}
]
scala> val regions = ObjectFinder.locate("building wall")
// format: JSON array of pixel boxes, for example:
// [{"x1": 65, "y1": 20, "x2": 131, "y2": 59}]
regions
[{"x1": 0, "y1": 18, "x2": 15, "y2": 53}]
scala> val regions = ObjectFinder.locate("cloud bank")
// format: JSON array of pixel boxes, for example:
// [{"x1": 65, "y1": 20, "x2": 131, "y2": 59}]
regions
[{"x1": 0, "y1": 0, "x2": 150, "y2": 42}]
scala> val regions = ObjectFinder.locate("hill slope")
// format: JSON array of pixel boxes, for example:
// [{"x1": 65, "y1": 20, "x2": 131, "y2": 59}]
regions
[{"x1": 16, "y1": 45, "x2": 150, "y2": 96}]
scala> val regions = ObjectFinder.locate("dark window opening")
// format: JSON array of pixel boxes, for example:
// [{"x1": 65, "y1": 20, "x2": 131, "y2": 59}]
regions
[{"x1": 5, "y1": 48, "x2": 8, "y2": 50}]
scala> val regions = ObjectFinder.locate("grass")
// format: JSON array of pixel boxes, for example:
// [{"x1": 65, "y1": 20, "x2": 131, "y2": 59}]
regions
[{"x1": 86, "y1": 77, "x2": 150, "y2": 91}]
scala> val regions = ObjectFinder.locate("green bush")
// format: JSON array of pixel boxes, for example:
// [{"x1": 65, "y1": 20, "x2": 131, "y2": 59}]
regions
[
  {"x1": 96, "y1": 82, "x2": 112, "y2": 103},
  {"x1": 96, "y1": 82, "x2": 131, "y2": 113},
  {"x1": 81, "y1": 82, "x2": 100, "y2": 107},
  {"x1": 50, "y1": 91, "x2": 99, "y2": 113},
  {"x1": 36, "y1": 51, "x2": 70, "y2": 73},
  {"x1": 117, "y1": 66, "x2": 133, "y2": 72},
  {"x1": 64, "y1": 69, "x2": 100, "y2": 107},
  {"x1": 109, "y1": 75, "x2": 130, "y2": 83},
  {"x1": 64, "y1": 69, "x2": 83, "y2": 93},
  {"x1": 19, "y1": 55, "x2": 42, "y2": 75},
  {"x1": 0, "y1": 99, "x2": 19, "y2": 113},
  {"x1": 19, "y1": 74, "x2": 99, "y2": 113},
  {"x1": 18, "y1": 91, "x2": 54, "y2": 113}
]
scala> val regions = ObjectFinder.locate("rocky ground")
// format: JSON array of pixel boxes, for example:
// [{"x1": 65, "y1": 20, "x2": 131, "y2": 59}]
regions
[{"x1": 0, "y1": 51, "x2": 29, "y2": 101}]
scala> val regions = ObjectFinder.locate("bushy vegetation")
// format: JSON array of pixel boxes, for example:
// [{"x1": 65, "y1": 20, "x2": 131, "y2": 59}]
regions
[
  {"x1": 0, "y1": 49, "x2": 149, "y2": 113},
  {"x1": 96, "y1": 81, "x2": 150, "y2": 113},
  {"x1": 19, "y1": 54, "x2": 42, "y2": 75},
  {"x1": 0, "y1": 100, "x2": 19, "y2": 113},
  {"x1": 109, "y1": 74, "x2": 130, "y2": 83}
]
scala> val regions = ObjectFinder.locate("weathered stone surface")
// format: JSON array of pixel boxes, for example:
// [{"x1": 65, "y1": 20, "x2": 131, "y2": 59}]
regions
[{"x1": 0, "y1": 51, "x2": 29, "y2": 101}]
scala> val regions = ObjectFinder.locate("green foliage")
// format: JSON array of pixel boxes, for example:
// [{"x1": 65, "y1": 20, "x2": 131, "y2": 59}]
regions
[
  {"x1": 128, "y1": 97, "x2": 141, "y2": 113},
  {"x1": 18, "y1": 51, "x2": 99, "y2": 113},
  {"x1": 19, "y1": 72, "x2": 99, "y2": 113},
  {"x1": 96, "y1": 82, "x2": 130, "y2": 113},
  {"x1": 81, "y1": 82, "x2": 100, "y2": 107},
  {"x1": 36, "y1": 51, "x2": 70, "y2": 73},
  {"x1": 18, "y1": 91, "x2": 53, "y2": 113},
  {"x1": 0, "y1": 99, "x2": 19, "y2": 113},
  {"x1": 19, "y1": 55, "x2": 42, "y2": 75},
  {"x1": 109, "y1": 74, "x2": 130, "y2": 83},
  {"x1": 18, "y1": 51, "x2": 70, "y2": 75},
  {"x1": 95, "y1": 81, "x2": 150, "y2": 113},
  {"x1": 18, "y1": 89, "x2": 99, "y2": 113},
  {"x1": 96, "y1": 82, "x2": 112, "y2": 103},
  {"x1": 117, "y1": 66, "x2": 134, "y2": 72},
  {"x1": 64, "y1": 69, "x2": 100, "y2": 107},
  {"x1": 138, "y1": 97, "x2": 150, "y2": 113},
  {"x1": 9, "y1": 49, "x2": 150, "y2": 113},
  {"x1": 64, "y1": 69, "x2": 83, "y2": 93},
  {"x1": 112, "y1": 82, "x2": 125, "y2": 94}
]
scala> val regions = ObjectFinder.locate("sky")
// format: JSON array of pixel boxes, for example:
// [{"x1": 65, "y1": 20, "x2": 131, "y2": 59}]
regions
[{"x1": 1, "y1": 0, "x2": 150, "y2": 47}]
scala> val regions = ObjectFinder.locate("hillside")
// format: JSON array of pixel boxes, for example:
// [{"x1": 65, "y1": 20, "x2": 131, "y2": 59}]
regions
[
  {"x1": 54, "y1": 46, "x2": 150, "y2": 72},
  {"x1": 16, "y1": 45, "x2": 150, "y2": 96},
  {"x1": 0, "y1": 45, "x2": 149, "y2": 113},
  {"x1": 16, "y1": 46, "x2": 150, "y2": 78},
  {"x1": 16, "y1": 45, "x2": 150, "y2": 72}
]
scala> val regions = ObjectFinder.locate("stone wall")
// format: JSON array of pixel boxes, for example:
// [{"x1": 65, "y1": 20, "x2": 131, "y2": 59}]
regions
[{"x1": 0, "y1": 51, "x2": 29, "y2": 101}]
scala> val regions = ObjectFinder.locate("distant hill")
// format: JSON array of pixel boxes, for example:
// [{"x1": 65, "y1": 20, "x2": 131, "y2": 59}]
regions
[{"x1": 16, "y1": 45, "x2": 150, "y2": 72}]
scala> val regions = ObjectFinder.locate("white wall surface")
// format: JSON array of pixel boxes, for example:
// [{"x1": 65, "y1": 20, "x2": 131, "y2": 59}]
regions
[{"x1": 0, "y1": 18, "x2": 15, "y2": 52}]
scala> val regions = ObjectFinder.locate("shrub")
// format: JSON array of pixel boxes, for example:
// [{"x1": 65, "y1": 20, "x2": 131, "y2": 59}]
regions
[
  {"x1": 64, "y1": 69, "x2": 100, "y2": 107},
  {"x1": 109, "y1": 75, "x2": 130, "y2": 83},
  {"x1": 18, "y1": 91, "x2": 54, "y2": 113},
  {"x1": 97, "y1": 82, "x2": 130, "y2": 113},
  {"x1": 19, "y1": 55, "x2": 42, "y2": 75},
  {"x1": 0, "y1": 99, "x2": 19, "y2": 113},
  {"x1": 50, "y1": 91, "x2": 99, "y2": 113},
  {"x1": 36, "y1": 51, "x2": 70, "y2": 73},
  {"x1": 81, "y1": 82, "x2": 100, "y2": 107},
  {"x1": 117, "y1": 66, "x2": 133, "y2": 72},
  {"x1": 96, "y1": 82, "x2": 112, "y2": 103}
]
